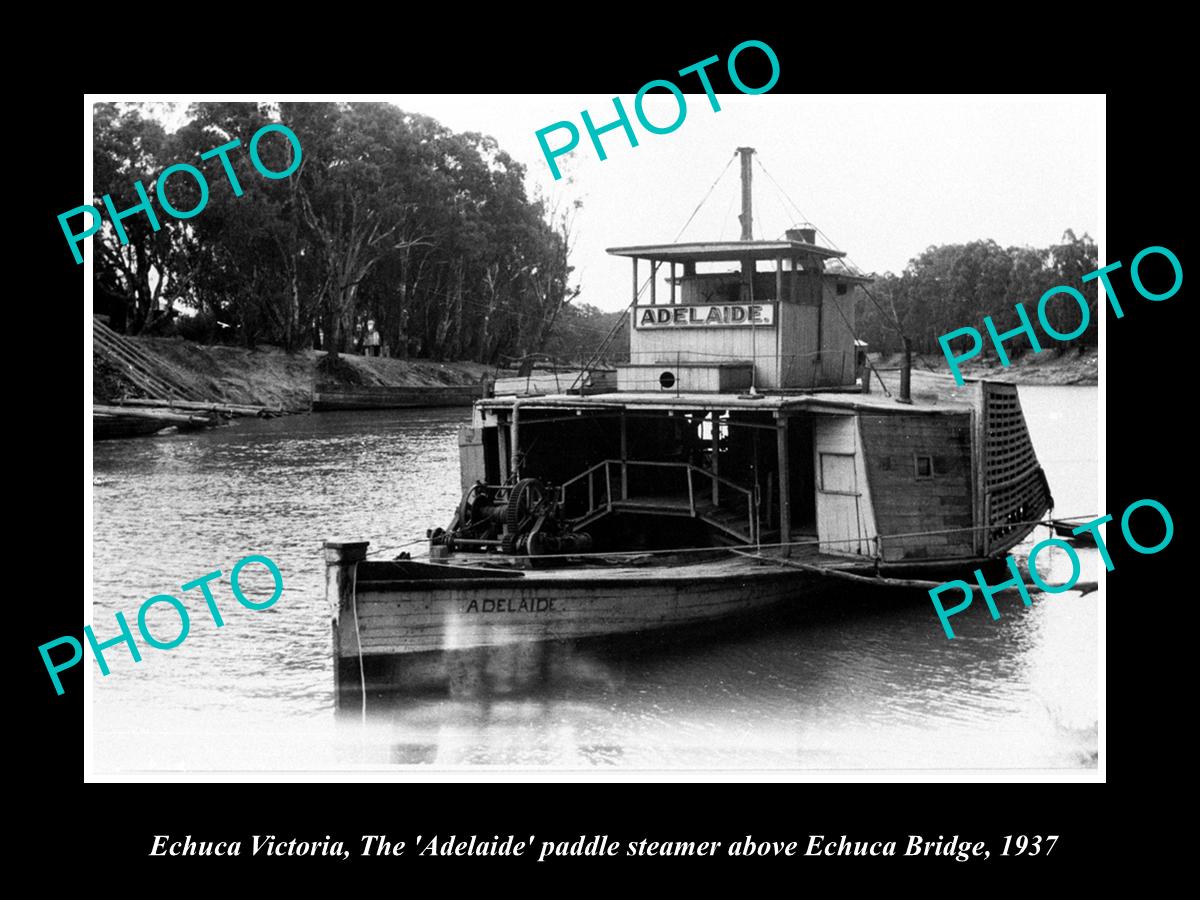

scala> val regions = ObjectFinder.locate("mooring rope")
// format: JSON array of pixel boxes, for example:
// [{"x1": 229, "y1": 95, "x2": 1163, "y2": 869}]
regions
[
  {"x1": 729, "y1": 548, "x2": 944, "y2": 589},
  {"x1": 364, "y1": 536, "x2": 429, "y2": 558},
  {"x1": 351, "y1": 567, "x2": 367, "y2": 725},
  {"x1": 393, "y1": 514, "x2": 1097, "y2": 563}
]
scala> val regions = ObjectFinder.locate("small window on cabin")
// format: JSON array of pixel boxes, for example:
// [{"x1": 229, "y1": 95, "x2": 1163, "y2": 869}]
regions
[
  {"x1": 915, "y1": 455, "x2": 933, "y2": 479},
  {"x1": 820, "y1": 453, "x2": 857, "y2": 494},
  {"x1": 837, "y1": 283, "x2": 848, "y2": 295}
]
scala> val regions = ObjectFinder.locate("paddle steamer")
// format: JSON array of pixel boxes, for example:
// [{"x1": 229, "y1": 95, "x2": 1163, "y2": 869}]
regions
[{"x1": 324, "y1": 148, "x2": 1052, "y2": 703}]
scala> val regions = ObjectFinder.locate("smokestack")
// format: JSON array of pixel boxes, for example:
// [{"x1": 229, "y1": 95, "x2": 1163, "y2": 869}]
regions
[
  {"x1": 786, "y1": 227, "x2": 817, "y2": 245},
  {"x1": 737, "y1": 147, "x2": 755, "y2": 241}
]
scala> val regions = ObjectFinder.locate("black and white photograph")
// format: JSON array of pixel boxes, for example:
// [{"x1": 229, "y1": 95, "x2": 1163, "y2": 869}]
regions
[{"x1": 81, "y1": 91, "x2": 1103, "y2": 777}]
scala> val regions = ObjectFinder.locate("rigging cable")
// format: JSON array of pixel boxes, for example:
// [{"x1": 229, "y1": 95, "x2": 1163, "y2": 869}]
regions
[
  {"x1": 570, "y1": 151, "x2": 739, "y2": 391},
  {"x1": 756, "y1": 155, "x2": 939, "y2": 374},
  {"x1": 719, "y1": 191, "x2": 736, "y2": 242}
]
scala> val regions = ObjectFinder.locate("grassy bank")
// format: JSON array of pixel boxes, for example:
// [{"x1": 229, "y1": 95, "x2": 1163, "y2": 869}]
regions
[
  {"x1": 93, "y1": 337, "x2": 492, "y2": 412},
  {"x1": 873, "y1": 347, "x2": 1098, "y2": 386}
]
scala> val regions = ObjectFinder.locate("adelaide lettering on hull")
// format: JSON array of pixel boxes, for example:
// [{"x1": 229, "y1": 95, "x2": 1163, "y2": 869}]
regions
[
  {"x1": 636, "y1": 302, "x2": 774, "y2": 328},
  {"x1": 465, "y1": 598, "x2": 556, "y2": 613}
]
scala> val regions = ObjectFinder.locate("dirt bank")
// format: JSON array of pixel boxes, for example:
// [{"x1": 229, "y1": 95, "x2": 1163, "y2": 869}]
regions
[
  {"x1": 94, "y1": 338, "x2": 1096, "y2": 412},
  {"x1": 95, "y1": 337, "x2": 491, "y2": 412},
  {"x1": 313, "y1": 352, "x2": 491, "y2": 392},
  {"x1": 873, "y1": 347, "x2": 1098, "y2": 386}
]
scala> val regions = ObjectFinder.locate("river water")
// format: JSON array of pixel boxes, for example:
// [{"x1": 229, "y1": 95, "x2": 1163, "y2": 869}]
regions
[{"x1": 89, "y1": 386, "x2": 1099, "y2": 772}]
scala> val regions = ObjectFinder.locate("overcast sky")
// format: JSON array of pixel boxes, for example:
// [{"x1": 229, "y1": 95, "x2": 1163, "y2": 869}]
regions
[
  {"x1": 136, "y1": 95, "x2": 1101, "y2": 314},
  {"x1": 388, "y1": 94, "x2": 1100, "y2": 312}
]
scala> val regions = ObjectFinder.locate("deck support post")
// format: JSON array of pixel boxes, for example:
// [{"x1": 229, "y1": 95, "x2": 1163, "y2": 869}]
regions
[
  {"x1": 620, "y1": 412, "x2": 629, "y2": 499},
  {"x1": 776, "y1": 416, "x2": 792, "y2": 556},
  {"x1": 671, "y1": 262, "x2": 676, "y2": 304},
  {"x1": 510, "y1": 402, "x2": 521, "y2": 480},
  {"x1": 499, "y1": 415, "x2": 511, "y2": 483},
  {"x1": 712, "y1": 413, "x2": 720, "y2": 506},
  {"x1": 323, "y1": 540, "x2": 369, "y2": 710},
  {"x1": 776, "y1": 256, "x2": 785, "y2": 384}
]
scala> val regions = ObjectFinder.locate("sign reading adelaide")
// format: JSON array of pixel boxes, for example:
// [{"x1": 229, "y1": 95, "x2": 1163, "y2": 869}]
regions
[{"x1": 636, "y1": 302, "x2": 775, "y2": 328}]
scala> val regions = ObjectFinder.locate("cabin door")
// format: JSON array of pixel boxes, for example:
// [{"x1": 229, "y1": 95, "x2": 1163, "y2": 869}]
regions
[{"x1": 814, "y1": 416, "x2": 873, "y2": 556}]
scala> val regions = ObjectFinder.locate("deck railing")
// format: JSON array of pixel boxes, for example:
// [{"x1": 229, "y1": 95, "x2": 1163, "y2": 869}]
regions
[{"x1": 558, "y1": 459, "x2": 758, "y2": 543}]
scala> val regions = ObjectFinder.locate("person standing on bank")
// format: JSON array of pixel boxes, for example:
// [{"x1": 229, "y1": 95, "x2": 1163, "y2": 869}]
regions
[{"x1": 363, "y1": 319, "x2": 381, "y2": 357}]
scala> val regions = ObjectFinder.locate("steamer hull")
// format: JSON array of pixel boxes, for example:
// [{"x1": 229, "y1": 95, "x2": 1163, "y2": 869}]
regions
[
  {"x1": 325, "y1": 549, "x2": 1016, "y2": 702},
  {"x1": 328, "y1": 555, "x2": 832, "y2": 699}
]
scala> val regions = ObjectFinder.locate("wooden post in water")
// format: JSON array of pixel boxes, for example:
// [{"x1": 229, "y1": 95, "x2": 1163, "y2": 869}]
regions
[{"x1": 324, "y1": 540, "x2": 369, "y2": 710}]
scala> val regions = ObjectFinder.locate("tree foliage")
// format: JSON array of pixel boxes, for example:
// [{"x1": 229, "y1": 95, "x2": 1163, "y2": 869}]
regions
[
  {"x1": 855, "y1": 232, "x2": 1099, "y2": 357},
  {"x1": 92, "y1": 101, "x2": 593, "y2": 362}
]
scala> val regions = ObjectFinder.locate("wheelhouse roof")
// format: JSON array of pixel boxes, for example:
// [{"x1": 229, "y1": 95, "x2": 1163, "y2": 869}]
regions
[{"x1": 606, "y1": 240, "x2": 846, "y2": 263}]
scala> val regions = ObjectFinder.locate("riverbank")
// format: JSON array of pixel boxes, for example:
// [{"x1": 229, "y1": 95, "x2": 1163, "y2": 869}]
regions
[
  {"x1": 93, "y1": 337, "x2": 492, "y2": 412},
  {"x1": 873, "y1": 347, "x2": 1097, "y2": 386},
  {"x1": 92, "y1": 337, "x2": 1097, "y2": 413}
]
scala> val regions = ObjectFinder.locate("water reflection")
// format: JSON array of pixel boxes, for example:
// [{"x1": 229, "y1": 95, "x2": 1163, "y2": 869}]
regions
[{"x1": 92, "y1": 388, "x2": 1098, "y2": 771}]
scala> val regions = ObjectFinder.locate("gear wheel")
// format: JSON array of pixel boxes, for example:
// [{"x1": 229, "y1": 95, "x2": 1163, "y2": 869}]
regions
[{"x1": 502, "y1": 478, "x2": 545, "y2": 553}]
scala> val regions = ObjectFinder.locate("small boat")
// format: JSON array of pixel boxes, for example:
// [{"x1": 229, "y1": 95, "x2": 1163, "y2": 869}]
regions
[
  {"x1": 93, "y1": 411, "x2": 170, "y2": 440},
  {"x1": 92, "y1": 404, "x2": 220, "y2": 440},
  {"x1": 1049, "y1": 517, "x2": 1096, "y2": 545},
  {"x1": 325, "y1": 148, "x2": 1053, "y2": 704}
]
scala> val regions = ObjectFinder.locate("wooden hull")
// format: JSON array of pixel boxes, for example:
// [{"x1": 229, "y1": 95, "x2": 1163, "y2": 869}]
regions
[
  {"x1": 345, "y1": 558, "x2": 824, "y2": 655},
  {"x1": 326, "y1": 544, "x2": 1026, "y2": 704},
  {"x1": 328, "y1": 554, "x2": 877, "y2": 702},
  {"x1": 312, "y1": 384, "x2": 485, "y2": 411}
]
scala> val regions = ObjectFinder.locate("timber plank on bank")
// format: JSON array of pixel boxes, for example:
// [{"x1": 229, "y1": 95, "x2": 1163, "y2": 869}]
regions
[{"x1": 312, "y1": 383, "x2": 488, "y2": 411}]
